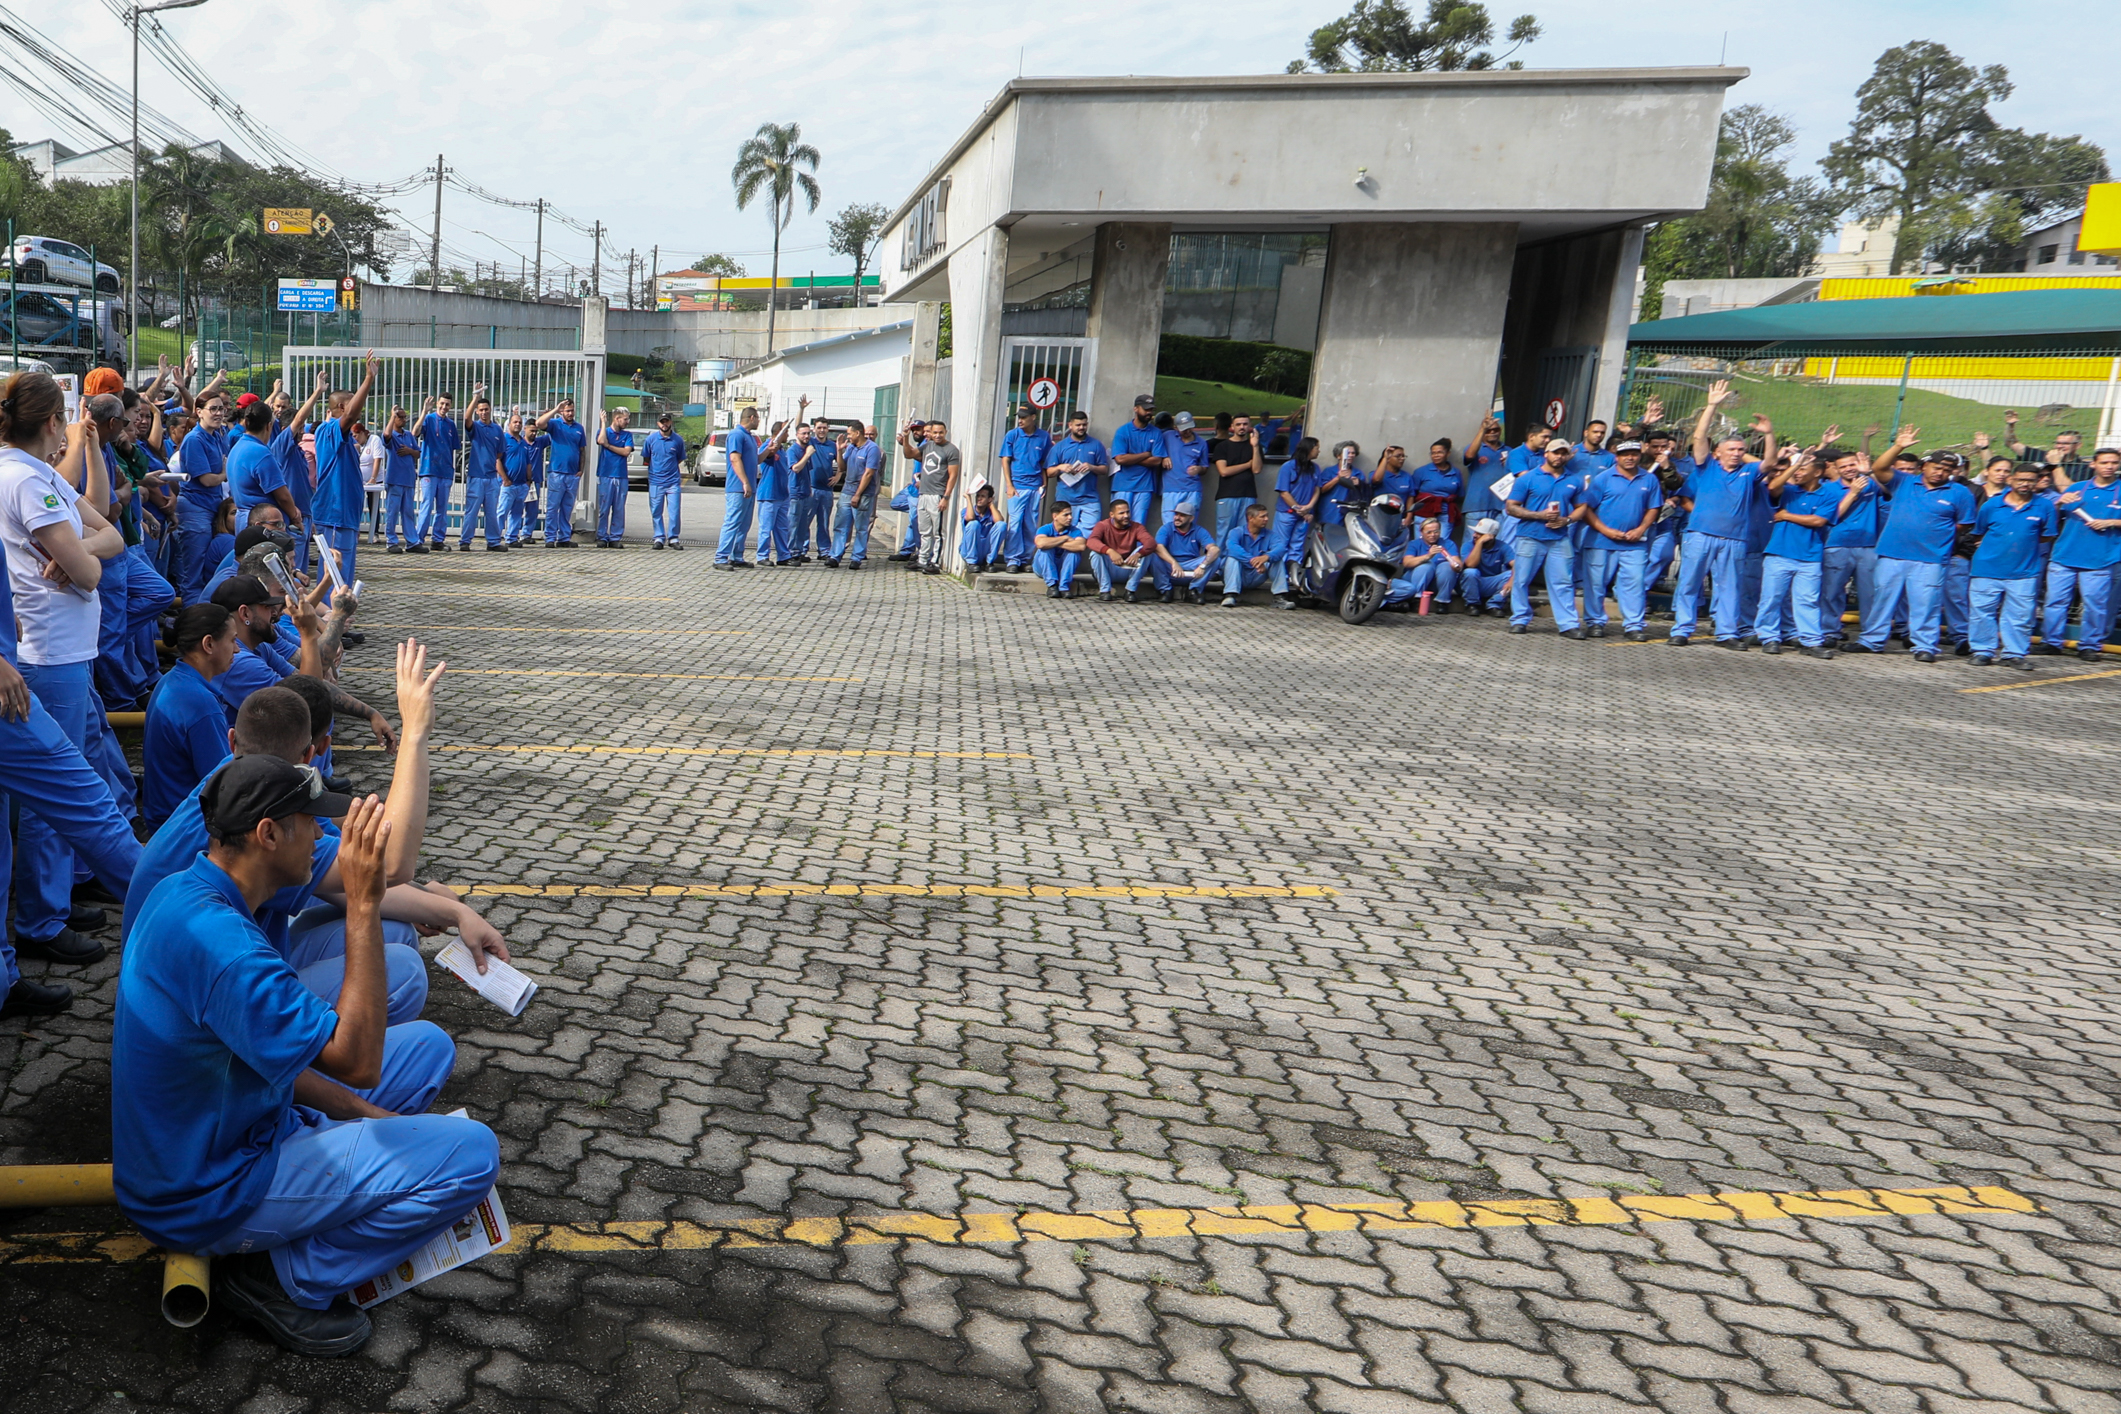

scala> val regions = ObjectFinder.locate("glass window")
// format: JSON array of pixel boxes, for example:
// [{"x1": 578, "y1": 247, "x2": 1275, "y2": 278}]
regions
[{"x1": 2036, "y1": 244, "x2": 2060, "y2": 265}]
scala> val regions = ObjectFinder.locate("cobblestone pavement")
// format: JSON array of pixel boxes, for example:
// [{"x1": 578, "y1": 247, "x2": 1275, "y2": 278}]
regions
[{"x1": 7, "y1": 488, "x2": 2121, "y2": 1413}]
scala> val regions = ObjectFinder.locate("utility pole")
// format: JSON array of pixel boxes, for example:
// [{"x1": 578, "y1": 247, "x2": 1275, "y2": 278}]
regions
[
  {"x1": 649, "y1": 244, "x2": 658, "y2": 309},
  {"x1": 590, "y1": 223, "x2": 603, "y2": 303},
  {"x1": 429, "y1": 153, "x2": 443, "y2": 294},
  {"x1": 533, "y1": 198, "x2": 544, "y2": 299}
]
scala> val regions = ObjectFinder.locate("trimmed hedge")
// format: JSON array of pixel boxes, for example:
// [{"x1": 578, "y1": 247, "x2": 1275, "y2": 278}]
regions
[{"x1": 1157, "y1": 333, "x2": 1312, "y2": 392}]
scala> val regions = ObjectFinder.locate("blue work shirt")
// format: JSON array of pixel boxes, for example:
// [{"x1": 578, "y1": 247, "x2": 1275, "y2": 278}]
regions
[
  {"x1": 212, "y1": 639, "x2": 291, "y2": 723},
  {"x1": 1505, "y1": 443, "x2": 1548, "y2": 476},
  {"x1": 1681, "y1": 460, "x2": 1767, "y2": 542},
  {"x1": 463, "y1": 418, "x2": 508, "y2": 481},
  {"x1": 1461, "y1": 446, "x2": 1510, "y2": 521},
  {"x1": 1586, "y1": 468, "x2": 1663, "y2": 545},
  {"x1": 383, "y1": 429, "x2": 418, "y2": 489},
  {"x1": 1110, "y1": 422, "x2": 1164, "y2": 496},
  {"x1": 176, "y1": 427, "x2": 228, "y2": 513},
  {"x1": 786, "y1": 439, "x2": 819, "y2": 498},
  {"x1": 416, "y1": 412, "x2": 460, "y2": 478},
  {"x1": 1275, "y1": 458, "x2": 1324, "y2": 517},
  {"x1": 597, "y1": 427, "x2": 632, "y2": 480},
  {"x1": 1046, "y1": 437, "x2": 1109, "y2": 507},
  {"x1": 1226, "y1": 524, "x2": 1274, "y2": 566},
  {"x1": 1508, "y1": 467, "x2": 1581, "y2": 543},
  {"x1": 503, "y1": 432, "x2": 551, "y2": 485},
  {"x1": 723, "y1": 426, "x2": 760, "y2": 495},
  {"x1": 275, "y1": 431, "x2": 312, "y2": 520},
  {"x1": 2051, "y1": 477, "x2": 2121, "y2": 571},
  {"x1": 1825, "y1": 479, "x2": 1882, "y2": 549},
  {"x1": 1001, "y1": 427, "x2": 1053, "y2": 492},
  {"x1": 756, "y1": 448, "x2": 789, "y2": 501},
  {"x1": 842, "y1": 440, "x2": 883, "y2": 500},
  {"x1": 1467, "y1": 535, "x2": 1514, "y2": 574},
  {"x1": 544, "y1": 417, "x2": 587, "y2": 477},
  {"x1": 310, "y1": 418, "x2": 363, "y2": 529},
  {"x1": 142, "y1": 662, "x2": 230, "y2": 826},
  {"x1": 1379, "y1": 468, "x2": 1420, "y2": 506},
  {"x1": 226, "y1": 433, "x2": 285, "y2": 513},
  {"x1": 644, "y1": 430, "x2": 687, "y2": 485},
  {"x1": 1763, "y1": 481, "x2": 1843, "y2": 563},
  {"x1": 122, "y1": 777, "x2": 340, "y2": 963},
  {"x1": 1164, "y1": 432, "x2": 1211, "y2": 503},
  {"x1": 1157, "y1": 520, "x2": 1215, "y2": 562},
  {"x1": 1412, "y1": 461, "x2": 1464, "y2": 506},
  {"x1": 1970, "y1": 493, "x2": 2059, "y2": 580},
  {"x1": 112, "y1": 853, "x2": 341, "y2": 1252},
  {"x1": 1876, "y1": 476, "x2": 1977, "y2": 564}
]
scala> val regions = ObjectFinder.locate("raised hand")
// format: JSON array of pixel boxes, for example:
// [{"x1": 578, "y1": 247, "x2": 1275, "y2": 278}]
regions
[
  {"x1": 337, "y1": 795, "x2": 393, "y2": 908},
  {"x1": 1706, "y1": 379, "x2": 1731, "y2": 406},
  {"x1": 393, "y1": 637, "x2": 446, "y2": 743}
]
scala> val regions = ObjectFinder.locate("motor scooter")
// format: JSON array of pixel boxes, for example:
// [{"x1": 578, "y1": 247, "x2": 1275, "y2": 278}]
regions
[{"x1": 1287, "y1": 492, "x2": 1410, "y2": 624}]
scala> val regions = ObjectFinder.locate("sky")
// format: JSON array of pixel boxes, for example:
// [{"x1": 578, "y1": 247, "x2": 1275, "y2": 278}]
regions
[{"x1": 1, "y1": 0, "x2": 2114, "y2": 297}]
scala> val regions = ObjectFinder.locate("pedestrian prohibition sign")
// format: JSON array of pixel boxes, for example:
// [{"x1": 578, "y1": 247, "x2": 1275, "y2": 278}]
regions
[
  {"x1": 1027, "y1": 377, "x2": 1061, "y2": 410},
  {"x1": 1543, "y1": 397, "x2": 1567, "y2": 430}
]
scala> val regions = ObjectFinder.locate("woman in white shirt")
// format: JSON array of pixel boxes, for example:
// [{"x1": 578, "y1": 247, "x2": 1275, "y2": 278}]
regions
[
  {"x1": 360, "y1": 420, "x2": 387, "y2": 542},
  {"x1": 0, "y1": 371, "x2": 130, "y2": 959}
]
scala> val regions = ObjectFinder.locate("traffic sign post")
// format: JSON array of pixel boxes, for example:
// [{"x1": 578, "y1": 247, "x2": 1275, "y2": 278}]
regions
[
  {"x1": 276, "y1": 278, "x2": 335, "y2": 313},
  {"x1": 338, "y1": 275, "x2": 358, "y2": 312},
  {"x1": 1027, "y1": 376, "x2": 1060, "y2": 410},
  {"x1": 1543, "y1": 398, "x2": 1567, "y2": 431}
]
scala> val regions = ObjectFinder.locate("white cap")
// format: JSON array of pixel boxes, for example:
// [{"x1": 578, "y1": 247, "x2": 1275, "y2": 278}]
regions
[{"x1": 1473, "y1": 517, "x2": 1500, "y2": 537}]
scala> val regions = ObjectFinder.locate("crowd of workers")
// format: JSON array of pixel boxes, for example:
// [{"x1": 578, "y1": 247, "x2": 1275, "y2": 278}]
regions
[{"x1": 0, "y1": 361, "x2": 507, "y2": 1359}]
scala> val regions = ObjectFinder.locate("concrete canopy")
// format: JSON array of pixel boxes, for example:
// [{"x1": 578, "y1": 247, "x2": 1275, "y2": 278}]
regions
[{"x1": 877, "y1": 69, "x2": 1741, "y2": 573}]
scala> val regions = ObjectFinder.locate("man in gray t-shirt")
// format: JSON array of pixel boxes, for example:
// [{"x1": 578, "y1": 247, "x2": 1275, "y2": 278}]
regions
[{"x1": 899, "y1": 420, "x2": 961, "y2": 574}]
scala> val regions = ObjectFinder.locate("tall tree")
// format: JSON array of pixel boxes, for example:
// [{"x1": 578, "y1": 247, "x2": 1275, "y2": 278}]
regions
[
  {"x1": 1640, "y1": 105, "x2": 1843, "y2": 315},
  {"x1": 731, "y1": 122, "x2": 821, "y2": 356},
  {"x1": 1824, "y1": 40, "x2": 2108, "y2": 274},
  {"x1": 827, "y1": 202, "x2": 890, "y2": 302},
  {"x1": 1288, "y1": 0, "x2": 1539, "y2": 73},
  {"x1": 689, "y1": 253, "x2": 746, "y2": 277}
]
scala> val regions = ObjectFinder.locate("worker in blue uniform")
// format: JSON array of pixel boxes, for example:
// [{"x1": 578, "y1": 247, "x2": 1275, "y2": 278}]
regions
[
  {"x1": 594, "y1": 407, "x2": 633, "y2": 547},
  {"x1": 643, "y1": 411, "x2": 688, "y2": 549},
  {"x1": 715, "y1": 408, "x2": 760, "y2": 567},
  {"x1": 143, "y1": 603, "x2": 238, "y2": 828},
  {"x1": 457, "y1": 396, "x2": 508, "y2": 551},
  {"x1": 412, "y1": 392, "x2": 460, "y2": 552},
  {"x1": 998, "y1": 406, "x2": 1053, "y2": 570},
  {"x1": 378, "y1": 407, "x2": 419, "y2": 553},
  {"x1": 536, "y1": 398, "x2": 587, "y2": 548},
  {"x1": 500, "y1": 413, "x2": 550, "y2": 547}
]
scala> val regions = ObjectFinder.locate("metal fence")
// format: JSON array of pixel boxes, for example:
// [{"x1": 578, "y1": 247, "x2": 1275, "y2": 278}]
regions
[
  {"x1": 279, "y1": 346, "x2": 602, "y2": 426},
  {"x1": 1619, "y1": 344, "x2": 2121, "y2": 454}
]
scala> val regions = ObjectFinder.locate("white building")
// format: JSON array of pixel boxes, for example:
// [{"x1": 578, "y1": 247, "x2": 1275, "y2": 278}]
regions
[
  {"x1": 9, "y1": 137, "x2": 232, "y2": 185},
  {"x1": 727, "y1": 320, "x2": 913, "y2": 428}
]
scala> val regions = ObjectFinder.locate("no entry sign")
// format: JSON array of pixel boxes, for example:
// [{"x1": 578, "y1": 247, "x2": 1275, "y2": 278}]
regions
[{"x1": 1027, "y1": 377, "x2": 1060, "y2": 410}]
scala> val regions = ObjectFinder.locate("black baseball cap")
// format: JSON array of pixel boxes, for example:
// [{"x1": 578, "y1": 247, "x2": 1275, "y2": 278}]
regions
[
  {"x1": 202, "y1": 756, "x2": 351, "y2": 837},
  {"x1": 1133, "y1": 394, "x2": 1155, "y2": 409},
  {"x1": 1923, "y1": 450, "x2": 1966, "y2": 469},
  {"x1": 211, "y1": 575, "x2": 276, "y2": 611}
]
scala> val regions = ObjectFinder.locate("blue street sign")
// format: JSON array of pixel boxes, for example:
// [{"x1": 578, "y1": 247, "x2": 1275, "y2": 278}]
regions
[{"x1": 277, "y1": 279, "x2": 335, "y2": 312}]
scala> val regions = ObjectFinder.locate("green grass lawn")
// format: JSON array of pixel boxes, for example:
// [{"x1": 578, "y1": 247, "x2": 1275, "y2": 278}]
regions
[
  {"x1": 1155, "y1": 376, "x2": 1303, "y2": 421},
  {"x1": 1629, "y1": 366, "x2": 2102, "y2": 456}
]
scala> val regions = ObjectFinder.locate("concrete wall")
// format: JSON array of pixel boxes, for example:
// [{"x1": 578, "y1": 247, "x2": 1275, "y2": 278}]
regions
[
  {"x1": 1308, "y1": 222, "x2": 1518, "y2": 460},
  {"x1": 1656, "y1": 277, "x2": 1817, "y2": 319},
  {"x1": 730, "y1": 328, "x2": 911, "y2": 426},
  {"x1": 1498, "y1": 228, "x2": 1637, "y2": 440}
]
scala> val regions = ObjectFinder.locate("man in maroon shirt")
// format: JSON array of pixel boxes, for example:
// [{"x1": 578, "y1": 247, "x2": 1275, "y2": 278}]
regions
[{"x1": 1087, "y1": 498, "x2": 1160, "y2": 601}]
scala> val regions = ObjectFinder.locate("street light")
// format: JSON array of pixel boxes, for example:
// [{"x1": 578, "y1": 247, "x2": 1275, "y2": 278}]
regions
[{"x1": 130, "y1": 0, "x2": 208, "y2": 379}]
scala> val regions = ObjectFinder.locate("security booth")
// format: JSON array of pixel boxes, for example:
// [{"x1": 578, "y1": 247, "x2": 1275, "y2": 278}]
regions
[{"x1": 874, "y1": 68, "x2": 1740, "y2": 573}]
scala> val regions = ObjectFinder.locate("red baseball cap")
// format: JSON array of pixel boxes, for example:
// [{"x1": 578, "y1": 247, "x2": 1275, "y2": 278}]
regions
[{"x1": 235, "y1": 392, "x2": 261, "y2": 408}]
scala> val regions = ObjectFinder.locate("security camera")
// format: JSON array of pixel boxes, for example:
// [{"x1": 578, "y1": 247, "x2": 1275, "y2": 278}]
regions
[{"x1": 1354, "y1": 167, "x2": 1370, "y2": 187}]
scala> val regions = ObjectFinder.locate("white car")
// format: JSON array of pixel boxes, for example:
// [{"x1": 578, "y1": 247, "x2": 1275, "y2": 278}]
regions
[
  {"x1": 691, "y1": 431, "x2": 730, "y2": 486},
  {"x1": 188, "y1": 339, "x2": 249, "y2": 373},
  {"x1": 6, "y1": 235, "x2": 122, "y2": 294}
]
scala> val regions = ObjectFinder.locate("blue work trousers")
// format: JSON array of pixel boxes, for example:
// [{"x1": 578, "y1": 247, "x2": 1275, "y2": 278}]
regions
[
  {"x1": 175, "y1": 500, "x2": 216, "y2": 603},
  {"x1": 2041, "y1": 564, "x2": 2116, "y2": 650},
  {"x1": 1215, "y1": 497, "x2": 1255, "y2": 544},
  {"x1": 1384, "y1": 559, "x2": 1455, "y2": 607},
  {"x1": 413, "y1": 476, "x2": 449, "y2": 545},
  {"x1": 1461, "y1": 567, "x2": 1510, "y2": 608},
  {"x1": 1756, "y1": 555, "x2": 1826, "y2": 646},
  {"x1": 1970, "y1": 576, "x2": 2038, "y2": 660},
  {"x1": 0, "y1": 688, "x2": 140, "y2": 991},
  {"x1": 1584, "y1": 544, "x2": 1650, "y2": 631},
  {"x1": 286, "y1": 904, "x2": 430, "y2": 1026},
  {"x1": 1114, "y1": 489, "x2": 1153, "y2": 527},
  {"x1": 9, "y1": 661, "x2": 120, "y2": 945},
  {"x1": 1943, "y1": 556, "x2": 1972, "y2": 648},
  {"x1": 382, "y1": 485, "x2": 416, "y2": 546},
  {"x1": 313, "y1": 524, "x2": 358, "y2": 589},
  {"x1": 1091, "y1": 554, "x2": 1151, "y2": 594},
  {"x1": 1736, "y1": 550, "x2": 1766, "y2": 636},
  {"x1": 754, "y1": 498, "x2": 794, "y2": 563},
  {"x1": 595, "y1": 478, "x2": 627, "y2": 542},
  {"x1": 500, "y1": 484, "x2": 531, "y2": 543},
  {"x1": 1510, "y1": 538, "x2": 1578, "y2": 630},
  {"x1": 802, "y1": 490, "x2": 833, "y2": 554},
  {"x1": 650, "y1": 481, "x2": 682, "y2": 542},
  {"x1": 959, "y1": 517, "x2": 1004, "y2": 565},
  {"x1": 1033, "y1": 547, "x2": 1081, "y2": 590},
  {"x1": 1858, "y1": 557, "x2": 1945, "y2": 653},
  {"x1": 1820, "y1": 546, "x2": 1876, "y2": 639},
  {"x1": 123, "y1": 544, "x2": 174, "y2": 699},
  {"x1": 1161, "y1": 483, "x2": 1203, "y2": 525},
  {"x1": 1004, "y1": 488, "x2": 1043, "y2": 565},
  {"x1": 544, "y1": 472, "x2": 580, "y2": 545},
  {"x1": 1671, "y1": 531, "x2": 1747, "y2": 641},
  {"x1": 458, "y1": 479, "x2": 502, "y2": 547},
  {"x1": 1220, "y1": 559, "x2": 1270, "y2": 596},
  {"x1": 199, "y1": 1022, "x2": 498, "y2": 1311},
  {"x1": 716, "y1": 485, "x2": 755, "y2": 564},
  {"x1": 831, "y1": 494, "x2": 877, "y2": 563},
  {"x1": 1153, "y1": 553, "x2": 1217, "y2": 593}
]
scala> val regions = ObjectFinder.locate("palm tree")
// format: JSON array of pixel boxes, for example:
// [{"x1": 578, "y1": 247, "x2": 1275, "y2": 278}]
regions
[{"x1": 731, "y1": 122, "x2": 821, "y2": 356}]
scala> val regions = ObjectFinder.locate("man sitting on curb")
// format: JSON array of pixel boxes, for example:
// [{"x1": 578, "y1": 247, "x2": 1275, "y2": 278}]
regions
[
  {"x1": 1087, "y1": 498, "x2": 1159, "y2": 602},
  {"x1": 115, "y1": 762, "x2": 499, "y2": 1358},
  {"x1": 959, "y1": 484, "x2": 1006, "y2": 571},
  {"x1": 1458, "y1": 518, "x2": 1514, "y2": 615},
  {"x1": 1217, "y1": 503, "x2": 1276, "y2": 607},
  {"x1": 1033, "y1": 504, "x2": 1087, "y2": 598},
  {"x1": 1152, "y1": 502, "x2": 1222, "y2": 603},
  {"x1": 1384, "y1": 516, "x2": 1461, "y2": 612}
]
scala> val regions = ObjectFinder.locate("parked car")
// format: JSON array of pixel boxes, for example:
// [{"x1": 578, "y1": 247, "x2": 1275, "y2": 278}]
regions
[
  {"x1": 691, "y1": 431, "x2": 730, "y2": 486},
  {"x1": 188, "y1": 339, "x2": 249, "y2": 373},
  {"x1": 5, "y1": 235, "x2": 121, "y2": 294},
  {"x1": 0, "y1": 289, "x2": 103, "y2": 371},
  {"x1": 0, "y1": 354, "x2": 60, "y2": 377}
]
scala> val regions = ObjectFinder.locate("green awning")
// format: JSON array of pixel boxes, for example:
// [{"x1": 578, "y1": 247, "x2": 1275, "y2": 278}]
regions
[{"x1": 1629, "y1": 289, "x2": 2121, "y2": 353}]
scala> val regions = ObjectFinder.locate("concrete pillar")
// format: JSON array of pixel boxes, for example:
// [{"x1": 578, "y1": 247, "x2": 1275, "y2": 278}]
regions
[
  {"x1": 1308, "y1": 222, "x2": 1518, "y2": 459},
  {"x1": 580, "y1": 296, "x2": 608, "y2": 453},
  {"x1": 892, "y1": 301, "x2": 943, "y2": 512},
  {"x1": 1588, "y1": 225, "x2": 1647, "y2": 428},
  {"x1": 1085, "y1": 222, "x2": 1172, "y2": 514},
  {"x1": 945, "y1": 225, "x2": 1009, "y2": 575}
]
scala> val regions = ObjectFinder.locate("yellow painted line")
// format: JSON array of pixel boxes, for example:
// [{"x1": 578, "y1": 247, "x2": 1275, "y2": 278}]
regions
[
  {"x1": 356, "y1": 669, "x2": 863, "y2": 684},
  {"x1": 381, "y1": 591, "x2": 678, "y2": 602},
  {"x1": 358, "y1": 625, "x2": 749, "y2": 635},
  {"x1": 450, "y1": 883, "x2": 1339, "y2": 900},
  {"x1": 1961, "y1": 667, "x2": 2121, "y2": 694},
  {"x1": 0, "y1": 1186, "x2": 2040, "y2": 1267},
  {"x1": 338, "y1": 744, "x2": 1027, "y2": 759}
]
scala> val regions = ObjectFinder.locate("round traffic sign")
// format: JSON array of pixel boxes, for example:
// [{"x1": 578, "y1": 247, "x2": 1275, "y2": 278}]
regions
[
  {"x1": 1026, "y1": 377, "x2": 1060, "y2": 410},
  {"x1": 340, "y1": 276, "x2": 356, "y2": 290},
  {"x1": 1543, "y1": 397, "x2": 1566, "y2": 430},
  {"x1": 264, "y1": 218, "x2": 283, "y2": 234}
]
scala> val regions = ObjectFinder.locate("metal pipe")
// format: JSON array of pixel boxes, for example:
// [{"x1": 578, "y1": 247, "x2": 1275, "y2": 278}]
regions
[
  {"x1": 0, "y1": 1163, "x2": 115, "y2": 1206},
  {"x1": 161, "y1": 1251, "x2": 210, "y2": 1327}
]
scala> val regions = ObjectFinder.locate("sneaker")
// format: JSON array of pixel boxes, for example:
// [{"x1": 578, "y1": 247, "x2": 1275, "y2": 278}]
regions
[
  {"x1": 652, "y1": 540, "x2": 665, "y2": 550},
  {"x1": 1509, "y1": 624, "x2": 1529, "y2": 635},
  {"x1": 1913, "y1": 651, "x2": 1938, "y2": 663},
  {"x1": 1159, "y1": 590, "x2": 1174, "y2": 604},
  {"x1": 2002, "y1": 656, "x2": 2033, "y2": 671},
  {"x1": 1970, "y1": 653, "x2": 1995, "y2": 666},
  {"x1": 2080, "y1": 648, "x2": 2105, "y2": 662},
  {"x1": 1668, "y1": 635, "x2": 1690, "y2": 646},
  {"x1": 1221, "y1": 595, "x2": 1238, "y2": 607},
  {"x1": 1716, "y1": 638, "x2": 1747, "y2": 651},
  {"x1": 1098, "y1": 590, "x2": 1114, "y2": 602},
  {"x1": 216, "y1": 1251, "x2": 372, "y2": 1357},
  {"x1": 407, "y1": 544, "x2": 429, "y2": 556},
  {"x1": 1761, "y1": 641, "x2": 1783, "y2": 655},
  {"x1": 0, "y1": 977, "x2": 72, "y2": 1018},
  {"x1": 1274, "y1": 595, "x2": 1297, "y2": 610},
  {"x1": 1800, "y1": 645, "x2": 1837, "y2": 660},
  {"x1": 1558, "y1": 627, "x2": 1587, "y2": 640},
  {"x1": 1623, "y1": 629, "x2": 1647, "y2": 642},
  {"x1": 15, "y1": 926, "x2": 107, "y2": 965},
  {"x1": 386, "y1": 544, "x2": 404, "y2": 555},
  {"x1": 1587, "y1": 624, "x2": 1608, "y2": 638}
]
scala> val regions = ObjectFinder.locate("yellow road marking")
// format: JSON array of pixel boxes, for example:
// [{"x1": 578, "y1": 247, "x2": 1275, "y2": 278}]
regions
[
  {"x1": 356, "y1": 669, "x2": 862, "y2": 683},
  {"x1": 338, "y1": 744, "x2": 1026, "y2": 759},
  {"x1": 1961, "y1": 667, "x2": 2121, "y2": 694},
  {"x1": 381, "y1": 592, "x2": 678, "y2": 602},
  {"x1": 359, "y1": 625, "x2": 749, "y2": 634},
  {"x1": 451, "y1": 883, "x2": 1339, "y2": 900},
  {"x1": 0, "y1": 1185, "x2": 2039, "y2": 1267}
]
